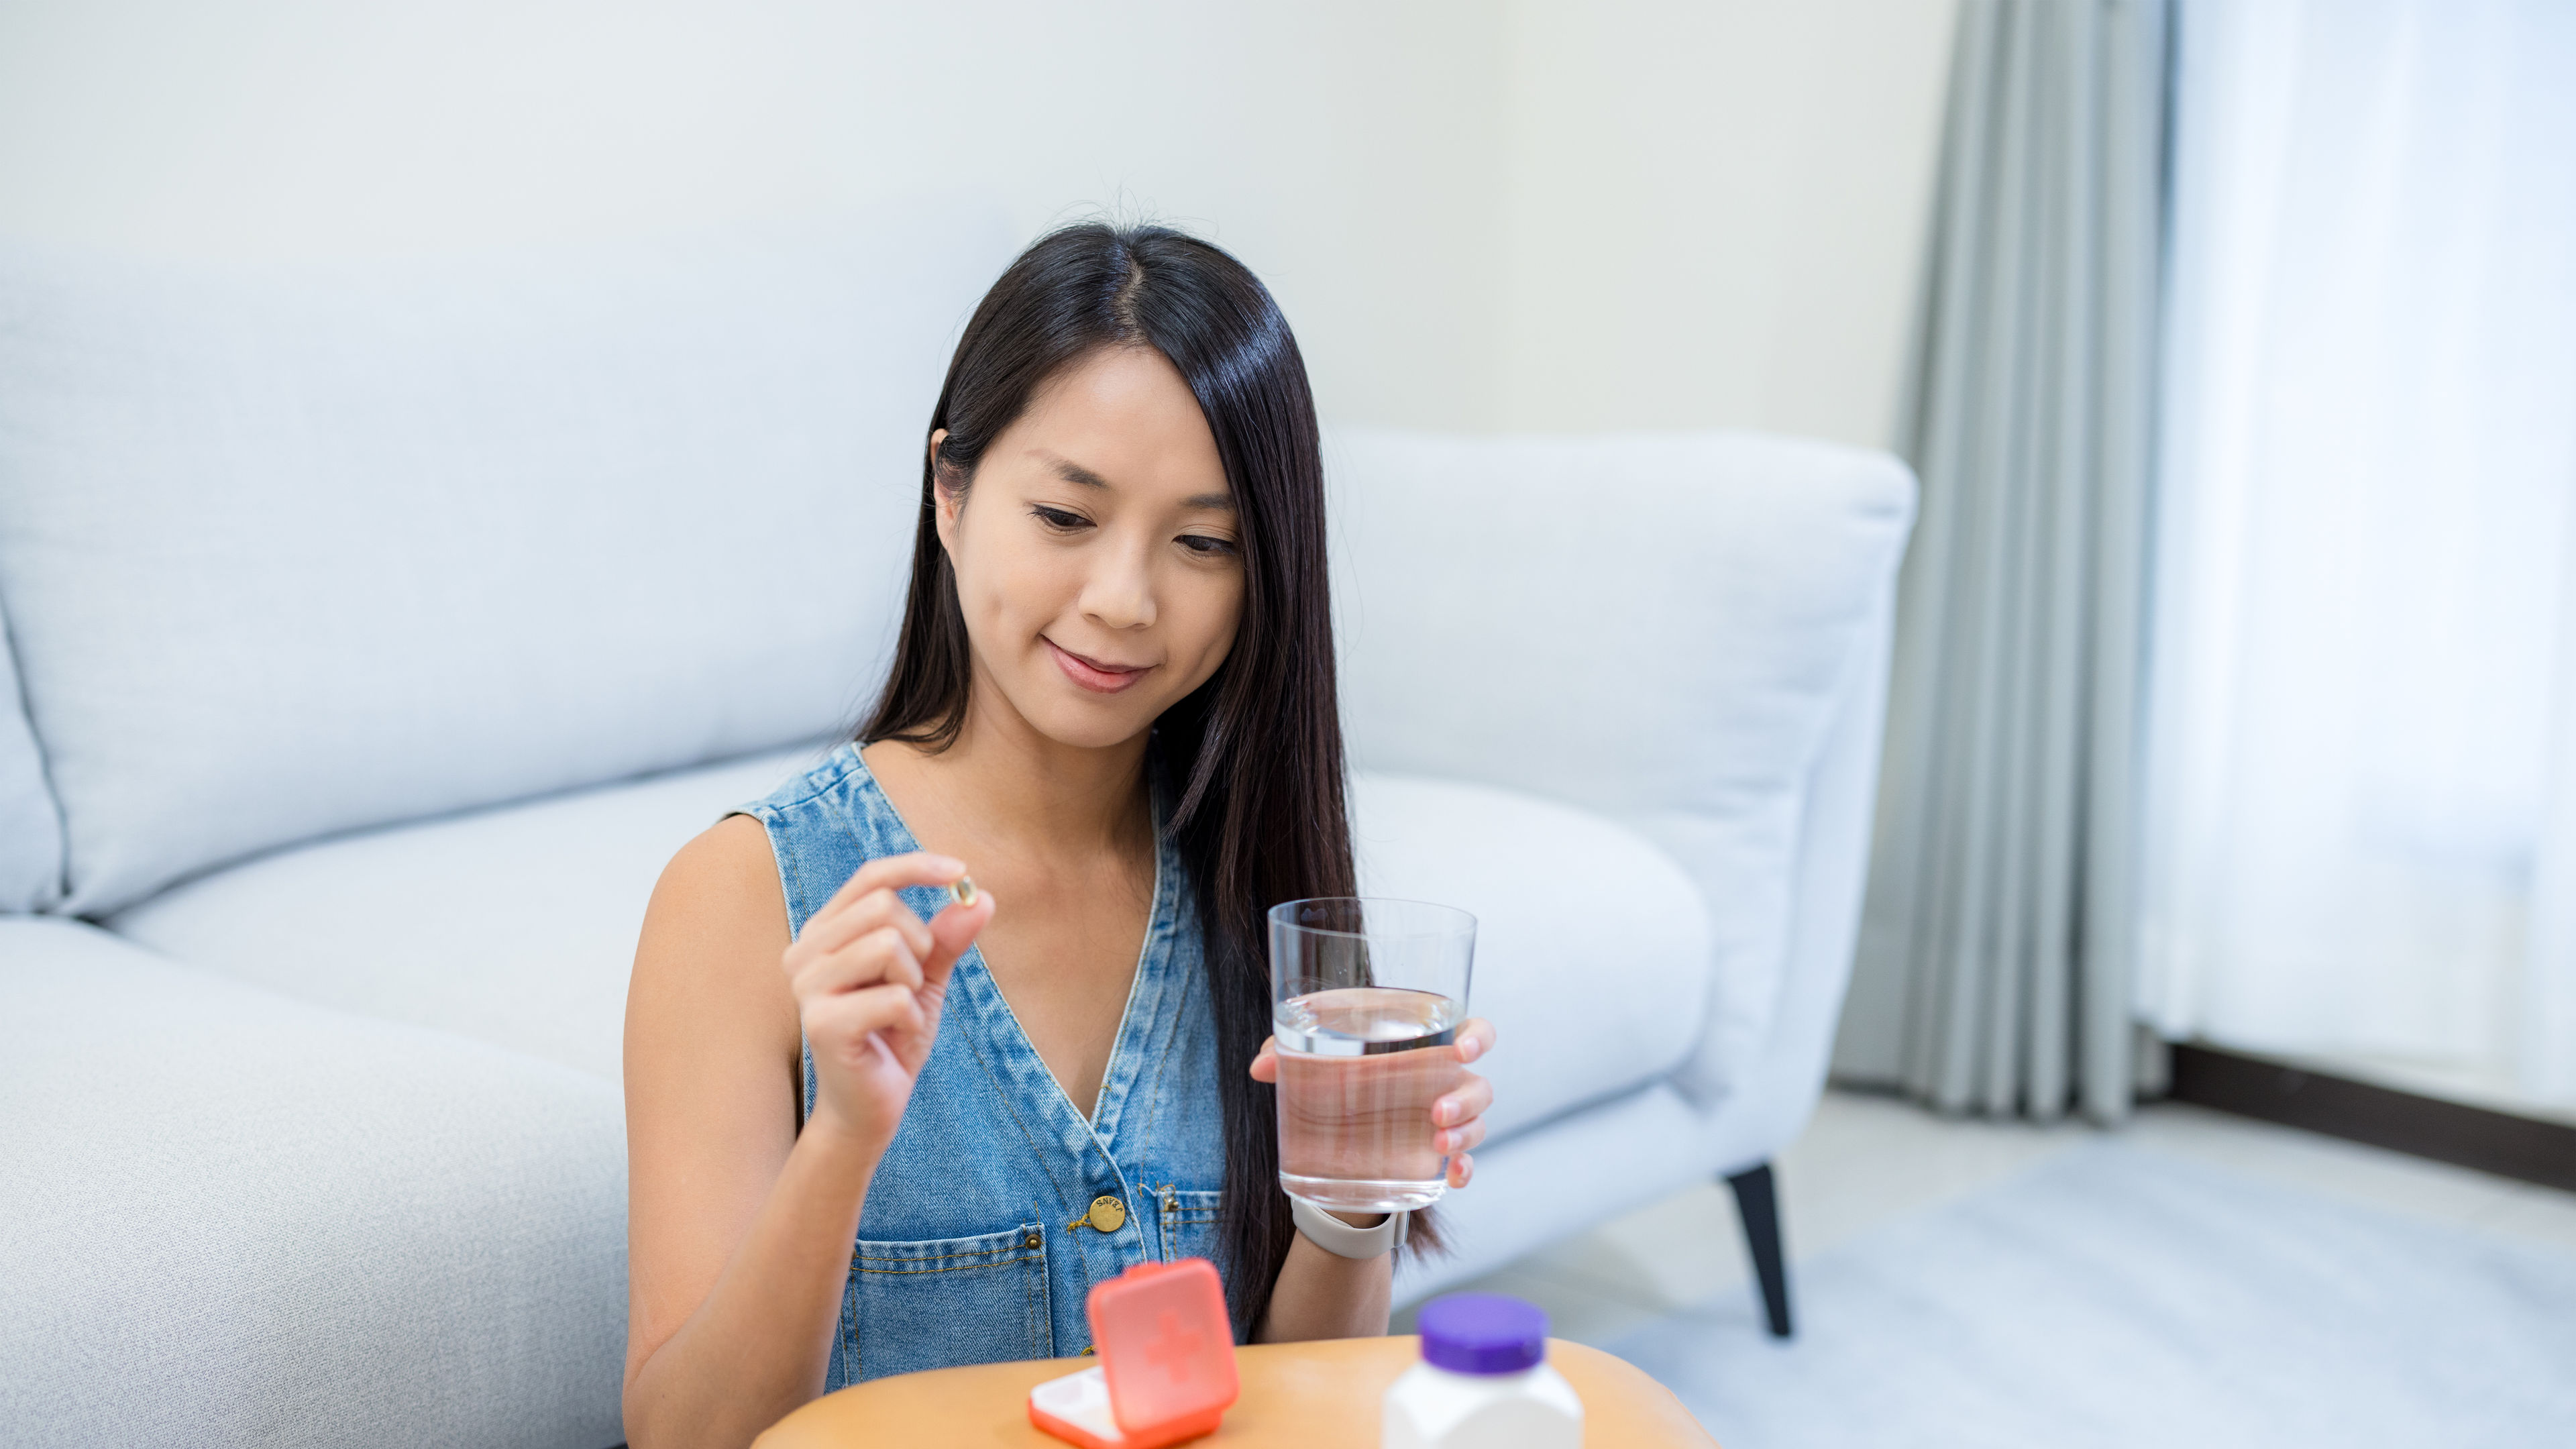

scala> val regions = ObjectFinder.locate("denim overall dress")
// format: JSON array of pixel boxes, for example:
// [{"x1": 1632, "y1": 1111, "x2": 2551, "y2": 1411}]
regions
[{"x1": 729, "y1": 741, "x2": 1230, "y2": 1387}]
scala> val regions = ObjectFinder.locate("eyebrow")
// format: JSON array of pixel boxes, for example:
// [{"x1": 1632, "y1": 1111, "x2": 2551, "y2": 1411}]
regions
[{"x1": 1043, "y1": 453, "x2": 1234, "y2": 512}]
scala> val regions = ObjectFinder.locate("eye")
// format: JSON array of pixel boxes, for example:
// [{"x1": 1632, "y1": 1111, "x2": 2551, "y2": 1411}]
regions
[
  {"x1": 1176, "y1": 533, "x2": 1238, "y2": 558},
  {"x1": 1030, "y1": 504, "x2": 1091, "y2": 533}
]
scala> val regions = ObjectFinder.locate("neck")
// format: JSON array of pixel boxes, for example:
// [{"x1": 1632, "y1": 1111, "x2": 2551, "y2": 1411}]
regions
[{"x1": 896, "y1": 671, "x2": 1152, "y2": 860}]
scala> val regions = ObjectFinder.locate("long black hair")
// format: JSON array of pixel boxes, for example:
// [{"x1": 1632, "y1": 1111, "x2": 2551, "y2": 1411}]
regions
[{"x1": 862, "y1": 222, "x2": 1426, "y2": 1337}]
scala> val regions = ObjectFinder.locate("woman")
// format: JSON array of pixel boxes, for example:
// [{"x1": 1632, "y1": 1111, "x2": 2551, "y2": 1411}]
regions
[{"x1": 619, "y1": 223, "x2": 1500, "y2": 1447}]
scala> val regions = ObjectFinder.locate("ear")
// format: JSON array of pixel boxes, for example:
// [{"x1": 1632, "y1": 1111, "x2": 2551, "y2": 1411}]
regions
[{"x1": 928, "y1": 429, "x2": 962, "y2": 555}]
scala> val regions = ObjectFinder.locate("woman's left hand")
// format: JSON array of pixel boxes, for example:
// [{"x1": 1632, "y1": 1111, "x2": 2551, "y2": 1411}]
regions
[{"x1": 1250, "y1": 1017, "x2": 1498, "y2": 1189}]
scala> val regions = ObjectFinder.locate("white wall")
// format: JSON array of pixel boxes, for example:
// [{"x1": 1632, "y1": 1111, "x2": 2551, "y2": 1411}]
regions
[
  {"x1": 1502, "y1": 0, "x2": 1960, "y2": 445},
  {"x1": 0, "y1": 0, "x2": 1954, "y2": 446}
]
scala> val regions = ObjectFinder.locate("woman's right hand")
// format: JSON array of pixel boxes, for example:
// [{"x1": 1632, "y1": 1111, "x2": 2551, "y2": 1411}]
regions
[{"x1": 781, "y1": 852, "x2": 994, "y2": 1154}]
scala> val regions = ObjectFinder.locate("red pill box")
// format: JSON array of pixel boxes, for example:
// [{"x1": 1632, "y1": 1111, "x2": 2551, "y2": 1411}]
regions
[{"x1": 1027, "y1": 1258, "x2": 1238, "y2": 1448}]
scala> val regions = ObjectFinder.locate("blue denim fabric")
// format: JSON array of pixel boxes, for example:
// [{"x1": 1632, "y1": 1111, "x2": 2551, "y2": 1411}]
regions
[{"x1": 731, "y1": 742, "x2": 1229, "y2": 1387}]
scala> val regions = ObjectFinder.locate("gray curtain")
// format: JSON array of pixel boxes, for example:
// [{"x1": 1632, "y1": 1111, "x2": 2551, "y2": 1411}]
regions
[{"x1": 1831, "y1": 0, "x2": 2171, "y2": 1124}]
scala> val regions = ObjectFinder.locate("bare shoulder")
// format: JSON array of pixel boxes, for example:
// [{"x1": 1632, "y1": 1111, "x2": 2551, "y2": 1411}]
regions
[
  {"x1": 653, "y1": 812, "x2": 786, "y2": 928},
  {"x1": 627, "y1": 814, "x2": 798, "y2": 1093}
]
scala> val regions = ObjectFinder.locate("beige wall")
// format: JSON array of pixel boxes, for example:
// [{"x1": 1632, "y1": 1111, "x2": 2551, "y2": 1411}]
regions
[
  {"x1": 0, "y1": 0, "x2": 1954, "y2": 447},
  {"x1": 1501, "y1": 0, "x2": 1959, "y2": 446}
]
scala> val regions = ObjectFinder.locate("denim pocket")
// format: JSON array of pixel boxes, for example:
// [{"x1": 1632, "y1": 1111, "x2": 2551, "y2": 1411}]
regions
[
  {"x1": 1156, "y1": 1187, "x2": 1226, "y2": 1269},
  {"x1": 844, "y1": 1221, "x2": 1051, "y2": 1383}
]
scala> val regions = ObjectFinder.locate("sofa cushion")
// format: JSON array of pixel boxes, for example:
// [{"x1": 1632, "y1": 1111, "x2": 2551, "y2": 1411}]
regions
[
  {"x1": 0, "y1": 608, "x2": 58, "y2": 910},
  {"x1": 0, "y1": 216, "x2": 1010, "y2": 914},
  {"x1": 115, "y1": 748, "x2": 1710, "y2": 1143},
  {"x1": 0, "y1": 916, "x2": 625, "y2": 1449},
  {"x1": 1350, "y1": 773, "x2": 1713, "y2": 1145},
  {"x1": 1328, "y1": 428, "x2": 1915, "y2": 1097},
  {"x1": 112, "y1": 741, "x2": 831, "y2": 1083}
]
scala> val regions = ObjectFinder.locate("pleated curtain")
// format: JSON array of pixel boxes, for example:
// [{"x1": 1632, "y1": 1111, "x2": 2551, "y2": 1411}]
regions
[{"x1": 1830, "y1": 0, "x2": 2170, "y2": 1124}]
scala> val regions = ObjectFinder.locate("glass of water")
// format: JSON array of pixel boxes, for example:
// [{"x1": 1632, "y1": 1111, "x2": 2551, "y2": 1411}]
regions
[{"x1": 1267, "y1": 897, "x2": 1477, "y2": 1214}]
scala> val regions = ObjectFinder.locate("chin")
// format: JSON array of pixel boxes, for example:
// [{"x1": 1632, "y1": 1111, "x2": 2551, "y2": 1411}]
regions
[{"x1": 1021, "y1": 690, "x2": 1164, "y2": 752}]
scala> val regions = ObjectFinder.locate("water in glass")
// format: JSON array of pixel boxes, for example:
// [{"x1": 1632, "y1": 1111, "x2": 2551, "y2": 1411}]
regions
[{"x1": 1275, "y1": 984, "x2": 1468, "y2": 1213}]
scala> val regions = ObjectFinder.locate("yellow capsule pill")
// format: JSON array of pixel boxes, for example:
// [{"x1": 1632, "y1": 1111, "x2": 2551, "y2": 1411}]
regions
[{"x1": 951, "y1": 875, "x2": 977, "y2": 906}]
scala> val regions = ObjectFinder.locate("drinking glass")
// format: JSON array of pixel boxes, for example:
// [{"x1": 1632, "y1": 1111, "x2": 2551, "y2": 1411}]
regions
[{"x1": 1267, "y1": 897, "x2": 1477, "y2": 1214}]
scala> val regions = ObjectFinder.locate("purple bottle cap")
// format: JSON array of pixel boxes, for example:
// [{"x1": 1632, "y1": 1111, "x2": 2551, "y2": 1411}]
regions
[{"x1": 1417, "y1": 1293, "x2": 1549, "y2": 1375}]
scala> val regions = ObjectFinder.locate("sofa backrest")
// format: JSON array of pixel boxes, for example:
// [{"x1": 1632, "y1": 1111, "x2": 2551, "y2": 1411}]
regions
[{"x1": 0, "y1": 217, "x2": 1012, "y2": 915}]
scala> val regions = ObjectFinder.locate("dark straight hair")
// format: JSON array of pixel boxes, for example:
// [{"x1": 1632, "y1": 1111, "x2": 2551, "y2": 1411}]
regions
[{"x1": 861, "y1": 222, "x2": 1432, "y2": 1336}]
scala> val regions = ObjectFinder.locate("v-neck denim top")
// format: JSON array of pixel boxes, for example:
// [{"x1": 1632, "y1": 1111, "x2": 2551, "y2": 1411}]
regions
[{"x1": 729, "y1": 741, "x2": 1229, "y2": 1388}]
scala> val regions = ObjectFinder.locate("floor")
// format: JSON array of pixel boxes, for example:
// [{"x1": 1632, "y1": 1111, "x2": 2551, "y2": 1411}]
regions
[{"x1": 1395, "y1": 1087, "x2": 2576, "y2": 1347}]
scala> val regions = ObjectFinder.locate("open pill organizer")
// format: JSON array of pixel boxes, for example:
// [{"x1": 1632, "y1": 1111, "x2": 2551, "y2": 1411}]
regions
[{"x1": 1027, "y1": 1258, "x2": 1239, "y2": 1448}]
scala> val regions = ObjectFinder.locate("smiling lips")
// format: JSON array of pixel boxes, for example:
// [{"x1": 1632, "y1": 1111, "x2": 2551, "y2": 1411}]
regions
[{"x1": 1044, "y1": 637, "x2": 1154, "y2": 694}]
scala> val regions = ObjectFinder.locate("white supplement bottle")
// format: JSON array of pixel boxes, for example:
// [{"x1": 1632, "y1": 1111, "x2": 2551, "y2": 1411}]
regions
[{"x1": 1383, "y1": 1293, "x2": 1583, "y2": 1449}]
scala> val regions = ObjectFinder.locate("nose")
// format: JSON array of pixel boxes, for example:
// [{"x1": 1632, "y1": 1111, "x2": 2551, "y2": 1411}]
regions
[{"x1": 1079, "y1": 532, "x2": 1157, "y2": 632}]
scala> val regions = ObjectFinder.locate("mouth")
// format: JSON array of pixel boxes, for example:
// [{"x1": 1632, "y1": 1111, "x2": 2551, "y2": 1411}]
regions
[{"x1": 1044, "y1": 637, "x2": 1154, "y2": 695}]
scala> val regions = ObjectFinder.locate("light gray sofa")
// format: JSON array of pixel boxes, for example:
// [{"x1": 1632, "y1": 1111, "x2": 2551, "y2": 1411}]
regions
[{"x1": 0, "y1": 218, "x2": 1913, "y2": 1448}]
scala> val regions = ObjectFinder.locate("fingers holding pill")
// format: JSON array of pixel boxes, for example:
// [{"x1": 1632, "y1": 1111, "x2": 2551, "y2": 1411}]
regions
[
  {"x1": 786, "y1": 850, "x2": 992, "y2": 1147},
  {"x1": 794, "y1": 888, "x2": 934, "y2": 966}
]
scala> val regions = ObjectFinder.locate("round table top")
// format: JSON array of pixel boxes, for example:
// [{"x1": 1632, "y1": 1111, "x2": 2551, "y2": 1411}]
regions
[{"x1": 752, "y1": 1334, "x2": 1717, "y2": 1448}]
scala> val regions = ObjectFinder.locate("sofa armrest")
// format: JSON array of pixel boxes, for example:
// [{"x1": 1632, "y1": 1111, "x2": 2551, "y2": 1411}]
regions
[
  {"x1": 1699, "y1": 573, "x2": 1899, "y2": 1170},
  {"x1": 1327, "y1": 428, "x2": 1915, "y2": 1097}
]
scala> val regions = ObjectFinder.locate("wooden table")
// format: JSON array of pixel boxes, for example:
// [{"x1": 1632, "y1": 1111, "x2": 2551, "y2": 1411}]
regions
[{"x1": 754, "y1": 1335, "x2": 1715, "y2": 1447}]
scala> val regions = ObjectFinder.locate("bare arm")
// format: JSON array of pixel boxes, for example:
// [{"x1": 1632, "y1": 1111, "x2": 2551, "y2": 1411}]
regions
[
  {"x1": 1252, "y1": 1222, "x2": 1397, "y2": 1343},
  {"x1": 1248, "y1": 1020, "x2": 1497, "y2": 1344},
  {"x1": 621, "y1": 818, "x2": 989, "y2": 1449}
]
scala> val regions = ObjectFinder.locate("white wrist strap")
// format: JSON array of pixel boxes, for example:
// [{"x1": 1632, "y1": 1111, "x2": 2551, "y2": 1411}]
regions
[{"x1": 1290, "y1": 1196, "x2": 1409, "y2": 1258}]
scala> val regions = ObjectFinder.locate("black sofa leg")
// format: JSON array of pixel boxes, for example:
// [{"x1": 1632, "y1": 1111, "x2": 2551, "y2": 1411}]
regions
[{"x1": 1725, "y1": 1161, "x2": 1794, "y2": 1338}]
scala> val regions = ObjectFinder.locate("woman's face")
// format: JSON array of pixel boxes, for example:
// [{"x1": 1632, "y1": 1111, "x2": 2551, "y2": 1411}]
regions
[{"x1": 934, "y1": 345, "x2": 1244, "y2": 752}]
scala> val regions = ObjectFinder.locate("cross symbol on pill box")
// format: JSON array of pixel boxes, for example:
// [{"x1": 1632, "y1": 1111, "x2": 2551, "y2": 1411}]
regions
[
  {"x1": 1084, "y1": 1256, "x2": 1238, "y2": 1440},
  {"x1": 1144, "y1": 1309, "x2": 1203, "y2": 1385}
]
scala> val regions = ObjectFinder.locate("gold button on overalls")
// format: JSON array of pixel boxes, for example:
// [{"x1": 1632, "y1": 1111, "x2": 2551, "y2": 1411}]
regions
[{"x1": 1081, "y1": 1195, "x2": 1127, "y2": 1233}]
